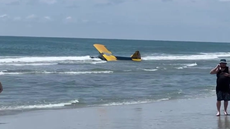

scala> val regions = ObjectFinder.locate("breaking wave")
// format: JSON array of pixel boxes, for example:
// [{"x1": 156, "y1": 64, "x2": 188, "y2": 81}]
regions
[
  {"x1": 142, "y1": 69, "x2": 158, "y2": 71},
  {"x1": 0, "y1": 56, "x2": 105, "y2": 66},
  {"x1": 0, "y1": 100, "x2": 79, "y2": 111},
  {"x1": 142, "y1": 52, "x2": 230, "y2": 60},
  {"x1": 0, "y1": 70, "x2": 113, "y2": 75}
]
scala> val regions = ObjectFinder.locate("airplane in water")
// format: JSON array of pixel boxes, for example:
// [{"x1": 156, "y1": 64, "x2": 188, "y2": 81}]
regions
[{"x1": 91, "y1": 44, "x2": 141, "y2": 62}]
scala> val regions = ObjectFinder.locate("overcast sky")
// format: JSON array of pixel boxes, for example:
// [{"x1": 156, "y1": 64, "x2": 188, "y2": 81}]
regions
[{"x1": 0, "y1": 0, "x2": 230, "y2": 42}]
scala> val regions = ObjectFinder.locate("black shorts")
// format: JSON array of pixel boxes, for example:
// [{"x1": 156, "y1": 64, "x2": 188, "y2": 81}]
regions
[{"x1": 216, "y1": 91, "x2": 230, "y2": 101}]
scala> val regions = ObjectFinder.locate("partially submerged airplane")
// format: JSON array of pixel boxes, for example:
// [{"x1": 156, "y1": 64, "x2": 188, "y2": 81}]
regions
[{"x1": 92, "y1": 44, "x2": 141, "y2": 62}]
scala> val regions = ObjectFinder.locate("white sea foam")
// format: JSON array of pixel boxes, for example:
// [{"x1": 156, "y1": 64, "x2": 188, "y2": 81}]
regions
[
  {"x1": 101, "y1": 98, "x2": 170, "y2": 106},
  {"x1": 90, "y1": 61, "x2": 107, "y2": 64},
  {"x1": 0, "y1": 71, "x2": 113, "y2": 75},
  {"x1": 57, "y1": 71, "x2": 113, "y2": 75},
  {"x1": 142, "y1": 69, "x2": 158, "y2": 71},
  {"x1": 0, "y1": 71, "x2": 21, "y2": 75},
  {"x1": 176, "y1": 63, "x2": 197, "y2": 69},
  {"x1": 0, "y1": 63, "x2": 57, "y2": 66},
  {"x1": 0, "y1": 56, "x2": 94, "y2": 63},
  {"x1": 142, "y1": 52, "x2": 230, "y2": 60},
  {"x1": 0, "y1": 56, "x2": 107, "y2": 66},
  {"x1": 0, "y1": 100, "x2": 79, "y2": 110}
]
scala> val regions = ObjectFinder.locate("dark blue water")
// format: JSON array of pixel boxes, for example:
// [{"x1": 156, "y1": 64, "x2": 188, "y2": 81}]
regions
[{"x1": 0, "y1": 36, "x2": 229, "y2": 113}]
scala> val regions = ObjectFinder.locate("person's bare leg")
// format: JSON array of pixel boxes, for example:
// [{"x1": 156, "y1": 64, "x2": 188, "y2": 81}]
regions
[
  {"x1": 217, "y1": 101, "x2": 221, "y2": 116},
  {"x1": 224, "y1": 101, "x2": 228, "y2": 115}
]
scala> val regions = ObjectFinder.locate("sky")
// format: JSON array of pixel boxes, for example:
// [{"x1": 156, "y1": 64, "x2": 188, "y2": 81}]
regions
[{"x1": 0, "y1": 0, "x2": 230, "y2": 42}]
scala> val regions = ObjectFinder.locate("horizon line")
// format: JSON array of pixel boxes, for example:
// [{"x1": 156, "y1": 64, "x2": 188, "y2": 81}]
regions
[{"x1": 0, "y1": 35, "x2": 229, "y2": 44}]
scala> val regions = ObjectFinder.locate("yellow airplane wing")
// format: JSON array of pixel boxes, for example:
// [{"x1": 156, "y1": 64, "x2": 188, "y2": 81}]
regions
[
  {"x1": 93, "y1": 44, "x2": 117, "y2": 61},
  {"x1": 93, "y1": 44, "x2": 112, "y2": 54}
]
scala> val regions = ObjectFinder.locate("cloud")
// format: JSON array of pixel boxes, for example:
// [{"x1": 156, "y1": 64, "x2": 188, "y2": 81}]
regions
[
  {"x1": 93, "y1": 0, "x2": 126, "y2": 5},
  {"x1": 93, "y1": 0, "x2": 110, "y2": 4},
  {"x1": 81, "y1": 19, "x2": 89, "y2": 23},
  {"x1": 13, "y1": 16, "x2": 22, "y2": 21},
  {"x1": 0, "y1": 14, "x2": 9, "y2": 22},
  {"x1": 0, "y1": 14, "x2": 8, "y2": 18},
  {"x1": 24, "y1": 15, "x2": 54, "y2": 22},
  {"x1": 0, "y1": 14, "x2": 54, "y2": 23},
  {"x1": 0, "y1": 0, "x2": 58, "y2": 5},
  {"x1": 63, "y1": 16, "x2": 91, "y2": 24},
  {"x1": 219, "y1": 0, "x2": 230, "y2": 1},
  {"x1": 0, "y1": 0, "x2": 126, "y2": 6},
  {"x1": 26, "y1": 14, "x2": 37, "y2": 19},
  {"x1": 64, "y1": 16, "x2": 73, "y2": 22},
  {"x1": 7, "y1": 15, "x2": 53, "y2": 23},
  {"x1": 44, "y1": 16, "x2": 51, "y2": 20},
  {"x1": 66, "y1": 16, "x2": 72, "y2": 20},
  {"x1": 26, "y1": 24, "x2": 33, "y2": 28},
  {"x1": 39, "y1": 0, "x2": 57, "y2": 4},
  {"x1": 0, "y1": 0, "x2": 20, "y2": 5},
  {"x1": 40, "y1": 16, "x2": 52, "y2": 22},
  {"x1": 25, "y1": 14, "x2": 40, "y2": 22},
  {"x1": 161, "y1": 0, "x2": 172, "y2": 2},
  {"x1": 63, "y1": 16, "x2": 78, "y2": 23}
]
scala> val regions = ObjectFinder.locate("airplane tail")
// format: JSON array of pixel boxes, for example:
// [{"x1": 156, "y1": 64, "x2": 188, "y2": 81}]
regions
[{"x1": 131, "y1": 51, "x2": 141, "y2": 61}]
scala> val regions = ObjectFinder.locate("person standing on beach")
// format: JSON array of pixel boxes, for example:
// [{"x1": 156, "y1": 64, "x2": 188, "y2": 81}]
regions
[
  {"x1": 210, "y1": 59, "x2": 230, "y2": 116},
  {"x1": 0, "y1": 81, "x2": 2, "y2": 93}
]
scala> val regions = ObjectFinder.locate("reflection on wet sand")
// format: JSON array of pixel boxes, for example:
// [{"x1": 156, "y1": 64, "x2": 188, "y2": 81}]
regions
[
  {"x1": 218, "y1": 116, "x2": 230, "y2": 129},
  {"x1": 96, "y1": 106, "x2": 143, "y2": 129},
  {"x1": 97, "y1": 108, "x2": 110, "y2": 129}
]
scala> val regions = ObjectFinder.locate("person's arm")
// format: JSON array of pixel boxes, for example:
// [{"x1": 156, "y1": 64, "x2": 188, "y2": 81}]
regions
[
  {"x1": 210, "y1": 64, "x2": 220, "y2": 74},
  {"x1": 0, "y1": 82, "x2": 3, "y2": 93},
  {"x1": 226, "y1": 68, "x2": 230, "y2": 77}
]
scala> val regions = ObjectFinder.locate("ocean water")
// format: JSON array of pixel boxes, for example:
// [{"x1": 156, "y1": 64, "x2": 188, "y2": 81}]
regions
[{"x1": 0, "y1": 36, "x2": 229, "y2": 114}]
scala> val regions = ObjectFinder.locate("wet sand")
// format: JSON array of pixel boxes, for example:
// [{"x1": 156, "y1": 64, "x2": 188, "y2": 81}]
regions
[{"x1": 0, "y1": 96, "x2": 229, "y2": 129}]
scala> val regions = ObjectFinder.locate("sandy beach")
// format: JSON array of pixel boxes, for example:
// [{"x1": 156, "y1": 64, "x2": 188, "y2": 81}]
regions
[{"x1": 0, "y1": 96, "x2": 228, "y2": 129}]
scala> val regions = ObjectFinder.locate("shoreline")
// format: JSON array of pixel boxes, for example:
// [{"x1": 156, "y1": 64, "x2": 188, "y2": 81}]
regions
[
  {"x1": 1, "y1": 96, "x2": 229, "y2": 129},
  {"x1": 0, "y1": 94, "x2": 214, "y2": 116}
]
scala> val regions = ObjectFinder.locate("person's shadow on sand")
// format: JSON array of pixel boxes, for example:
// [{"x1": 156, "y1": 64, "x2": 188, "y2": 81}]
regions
[{"x1": 218, "y1": 116, "x2": 230, "y2": 129}]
